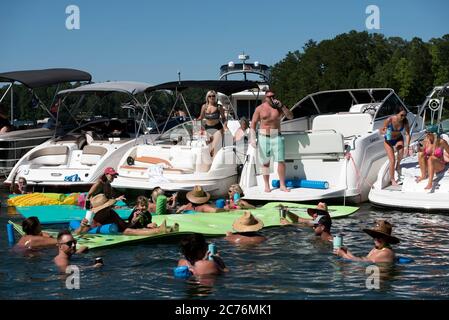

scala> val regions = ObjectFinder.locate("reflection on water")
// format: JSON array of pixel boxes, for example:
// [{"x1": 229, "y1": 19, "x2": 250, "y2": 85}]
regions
[{"x1": 1, "y1": 195, "x2": 449, "y2": 299}]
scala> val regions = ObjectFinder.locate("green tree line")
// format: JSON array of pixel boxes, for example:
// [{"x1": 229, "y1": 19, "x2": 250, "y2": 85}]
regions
[{"x1": 271, "y1": 30, "x2": 449, "y2": 108}]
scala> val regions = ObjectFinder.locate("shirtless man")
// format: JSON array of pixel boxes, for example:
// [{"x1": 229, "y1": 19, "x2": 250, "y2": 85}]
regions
[
  {"x1": 54, "y1": 230, "x2": 96, "y2": 273},
  {"x1": 335, "y1": 220, "x2": 399, "y2": 264},
  {"x1": 250, "y1": 90, "x2": 293, "y2": 192}
]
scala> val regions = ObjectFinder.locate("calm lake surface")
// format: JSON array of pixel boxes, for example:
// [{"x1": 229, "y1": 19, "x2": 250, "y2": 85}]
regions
[{"x1": 1, "y1": 188, "x2": 449, "y2": 300}]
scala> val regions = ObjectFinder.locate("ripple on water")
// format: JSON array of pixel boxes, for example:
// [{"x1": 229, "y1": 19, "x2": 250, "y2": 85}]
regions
[{"x1": 1, "y1": 197, "x2": 449, "y2": 299}]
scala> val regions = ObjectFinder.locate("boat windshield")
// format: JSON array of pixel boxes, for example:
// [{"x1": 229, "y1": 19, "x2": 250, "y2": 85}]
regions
[{"x1": 154, "y1": 121, "x2": 194, "y2": 145}]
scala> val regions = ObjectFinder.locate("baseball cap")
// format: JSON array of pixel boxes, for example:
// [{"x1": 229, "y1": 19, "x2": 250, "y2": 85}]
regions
[{"x1": 104, "y1": 167, "x2": 118, "y2": 176}]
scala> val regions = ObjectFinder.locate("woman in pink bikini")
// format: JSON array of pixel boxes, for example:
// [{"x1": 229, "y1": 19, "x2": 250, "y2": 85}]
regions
[{"x1": 416, "y1": 125, "x2": 449, "y2": 190}]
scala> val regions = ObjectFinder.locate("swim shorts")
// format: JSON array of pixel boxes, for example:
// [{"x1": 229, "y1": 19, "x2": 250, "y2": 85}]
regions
[{"x1": 258, "y1": 133, "x2": 285, "y2": 163}]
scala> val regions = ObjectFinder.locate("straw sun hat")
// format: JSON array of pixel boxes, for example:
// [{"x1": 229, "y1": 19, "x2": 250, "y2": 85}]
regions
[
  {"x1": 363, "y1": 220, "x2": 400, "y2": 245},
  {"x1": 232, "y1": 211, "x2": 264, "y2": 233},
  {"x1": 186, "y1": 185, "x2": 210, "y2": 204},
  {"x1": 90, "y1": 194, "x2": 116, "y2": 214}
]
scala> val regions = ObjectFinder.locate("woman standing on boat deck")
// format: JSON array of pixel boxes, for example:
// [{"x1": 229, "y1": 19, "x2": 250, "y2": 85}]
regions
[
  {"x1": 416, "y1": 125, "x2": 449, "y2": 190},
  {"x1": 381, "y1": 106, "x2": 411, "y2": 186},
  {"x1": 197, "y1": 90, "x2": 228, "y2": 157}
]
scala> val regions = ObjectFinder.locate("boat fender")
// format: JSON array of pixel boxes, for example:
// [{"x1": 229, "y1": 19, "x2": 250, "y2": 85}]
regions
[
  {"x1": 173, "y1": 266, "x2": 192, "y2": 279},
  {"x1": 156, "y1": 195, "x2": 167, "y2": 215},
  {"x1": 69, "y1": 220, "x2": 119, "y2": 234}
]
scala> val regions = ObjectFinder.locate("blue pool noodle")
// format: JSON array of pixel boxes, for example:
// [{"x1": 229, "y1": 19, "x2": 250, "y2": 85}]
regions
[
  {"x1": 173, "y1": 266, "x2": 192, "y2": 279},
  {"x1": 271, "y1": 179, "x2": 329, "y2": 189},
  {"x1": 69, "y1": 220, "x2": 119, "y2": 234},
  {"x1": 7, "y1": 224, "x2": 15, "y2": 245}
]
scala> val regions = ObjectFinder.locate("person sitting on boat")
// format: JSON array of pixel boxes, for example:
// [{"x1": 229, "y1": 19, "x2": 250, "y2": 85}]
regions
[
  {"x1": 86, "y1": 167, "x2": 126, "y2": 202},
  {"x1": 334, "y1": 220, "x2": 399, "y2": 264},
  {"x1": 0, "y1": 104, "x2": 12, "y2": 134},
  {"x1": 280, "y1": 202, "x2": 329, "y2": 226},
  {"x1": 176, "y1": 185, "x2": 228, "y2": 213},
  {"x1": 10, "y1": 176, "x2": 29, "y2": 194},
  {"x1": 381, "y1": 106, "x2": 411, "y2": 186},
  {"x1": 148, "y1": 187, "x2": 177, "y2": 213},
  {"x1": 178, "y1": 233, "x2": 228, "y2": 276},
  {"x1": 197, "y1": 90, "x2": 228, "y2": 157},
  {"x1": 234, "y1": 117, "x2": 249, "y2": 144},
  {"x1": 225, "y1": 211, "x2": 266, "y2": 245},
  {"x1": 225, "y1": 184, "x2": 255, "y2": 210},
  {"x1": 415, "y1": 125, "x2": 449, "y2": 190},
  {"x1": 250, "y1": 90, "x2": 294, "y2": 193},
  {"x1": 54, "y1": 230, "x2": 97, "y2": 273},
  {"x1": 15, "y1": 217, "x2": 58, "y2": 249}
]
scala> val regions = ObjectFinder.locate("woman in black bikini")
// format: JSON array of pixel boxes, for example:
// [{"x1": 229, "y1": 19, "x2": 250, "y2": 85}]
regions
[
  {"x1": 197, "y1": 90, "x2": 227, "y2": 156},
  {"x1": 381, "y1": 106, "x2": 411, "y2": 186}
]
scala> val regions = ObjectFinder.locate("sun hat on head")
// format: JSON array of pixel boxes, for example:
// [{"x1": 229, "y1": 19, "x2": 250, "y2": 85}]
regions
[
  {"x1": 307, "y1": 202, "x2": 330, "y2": 217},
  {"x1": 186, "y1": 185, "x2": 210, "y2": 204},
  {"x1": 232, "y1": 211, "x2": 264, "y2": 233},
  {"x1": 104, "y1": 167, "x2": 118, "y2": 176},
  {"x1": 90, "y1": 194, "x2": 117, "y2": 214},
  {"x1": 363, "y1": 220, "x2": 400, "y2": 244}
]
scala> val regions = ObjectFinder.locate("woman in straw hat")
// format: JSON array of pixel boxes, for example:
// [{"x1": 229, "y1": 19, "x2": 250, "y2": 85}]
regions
[
  {"x1": 178, "y1": 233, "x2": 228, "y2": 276},
  {"x1": 176, "y1": 185, "x2": 227, "y2": 213},
  {"x1": 335, "y1": 220, "x2": 400, "y2": 264},
  {"x1": 76, "y1": 194, "x2": 177, "y2": 235},
  {"x1": 225, "y1": 211, "x2": 266, "y2": 245}
]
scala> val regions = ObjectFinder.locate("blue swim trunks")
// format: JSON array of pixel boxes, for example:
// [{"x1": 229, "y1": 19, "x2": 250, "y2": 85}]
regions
[{"x1": 258, "y1": 133, "x2": 285, "y2": 163}]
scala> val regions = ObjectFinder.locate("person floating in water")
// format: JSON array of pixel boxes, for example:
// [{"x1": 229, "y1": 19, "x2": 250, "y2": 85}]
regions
[
  {"x1": 177, "y1": 233, "x2": 228, "y2": 276},
  {"x1": 334, "y1": 220, "x2": 399, "y2": 264},
  {"x1": 225, "y1": 211, "x2": 266, "y2": 245},
  {"x1": 176, "y1": 185, "x2": 228, "y2": 213},
  {"x1": 54, "y1": 230, "x2": 98, "y2": 273},
  {"x1": 15, "y1": 217, "x2": 57, "y2": 250},
  {"x1": 225, "y1": 184, "x2": 255, "y2": 210},
  {"x1": 281, "y1": 202, "x2": 330, "y2": 227},
  {"x1": 10, "y1": 176, "x2": 29, "y2": 195}
]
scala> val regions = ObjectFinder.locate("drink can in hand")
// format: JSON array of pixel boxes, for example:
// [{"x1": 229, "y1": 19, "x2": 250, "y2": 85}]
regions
[
  {"x1": 333, "y1": 235, "x2": 343, "y2": 249},
  {"x1": 85, "y1": 210, "x2": 94, "y2": 226},
  {"x1": 208, "y1": 243, "x2": 216, "y2": 260}
]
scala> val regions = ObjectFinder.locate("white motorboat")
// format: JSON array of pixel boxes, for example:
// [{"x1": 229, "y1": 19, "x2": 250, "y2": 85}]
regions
[
  {"x1": 0, "y1": 68, "x2": 92, "y2": 177},
  {"x1": 239, "y1": 88, "x2": 424, "y2": 204},
  {"x1": 4, "y1": 81, "x2": 153, "y2": 191},
  {"x1": 111, "y1": 80, "x2": 260, "y2": 198},
  {"x1": 369, "y1": 84, "x2": 449, "y2": 210}
]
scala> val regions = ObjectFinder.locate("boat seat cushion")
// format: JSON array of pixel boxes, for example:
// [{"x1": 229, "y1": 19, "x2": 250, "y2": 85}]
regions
[
  {"x1": 28, "y1": 146, "x2": 69, "y2": 165},
  {"x1": 284, "y1": 132, "x2": 345, "y2": 159},
  {"x1": 80, "y1": 145, "x2": 108, "y2": 165}
]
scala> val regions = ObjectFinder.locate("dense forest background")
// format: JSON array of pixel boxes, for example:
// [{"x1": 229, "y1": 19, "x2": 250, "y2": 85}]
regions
[{"x1": 1, "y1": 31, "x2": 448, "y2": 125}]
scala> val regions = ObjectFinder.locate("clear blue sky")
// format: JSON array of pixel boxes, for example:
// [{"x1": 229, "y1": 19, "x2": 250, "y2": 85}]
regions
[{"x1": 1, "y1": 0, "x2": 448, "y2": 84}]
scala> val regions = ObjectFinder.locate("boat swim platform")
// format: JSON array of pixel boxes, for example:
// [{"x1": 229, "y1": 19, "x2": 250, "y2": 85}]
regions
[{"x1": 242, "y1": 185, "x2": 350, "y2": 202}]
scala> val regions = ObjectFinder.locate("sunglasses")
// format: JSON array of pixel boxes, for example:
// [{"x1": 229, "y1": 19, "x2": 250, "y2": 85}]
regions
[
  {"x1": 208, "y1": 95, "x2": 216, "y2": 98},
  {"x1": 60, "y1": 240, "x2": 77, "y2": 247}
]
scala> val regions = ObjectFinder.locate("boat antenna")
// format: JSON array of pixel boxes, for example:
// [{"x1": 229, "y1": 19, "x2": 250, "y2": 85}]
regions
[
  {"x1": 177, "y1": 70, "x2": 181, "y2": 85},
  {"x1": 239, "y1": 52, "x2": 250, "y2": 81}
]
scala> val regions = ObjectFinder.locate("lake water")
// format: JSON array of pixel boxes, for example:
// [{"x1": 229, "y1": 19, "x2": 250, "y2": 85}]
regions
[{"x1": 1, "y1": 190, "x2": 449, "y2": 300}]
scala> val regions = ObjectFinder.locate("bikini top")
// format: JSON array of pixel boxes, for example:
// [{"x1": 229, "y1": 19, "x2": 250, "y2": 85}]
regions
[
  {"x1": 425, "y1": 146, "x2": 444, "y2": 158},
  {"x1": 204, "y1": 107, "x2": 220, "y2": 120}
]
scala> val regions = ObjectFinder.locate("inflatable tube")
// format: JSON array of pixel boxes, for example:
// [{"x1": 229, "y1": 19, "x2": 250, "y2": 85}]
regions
[
  {"x1": 396, "y1": 256, "x2": 414, "y2": 264},
  {"x1": 7, "y1": 224, "x2": 15, "y2": 244},
  {"x1": 173, "y1": 266, "x2": 192, "y2": 279},
  {"x1": 156, "y1": 195, "x2": 167, "y2": 215},
  {"x1": 69, "y1": 220, "x2": 119, "y2": 234}
]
